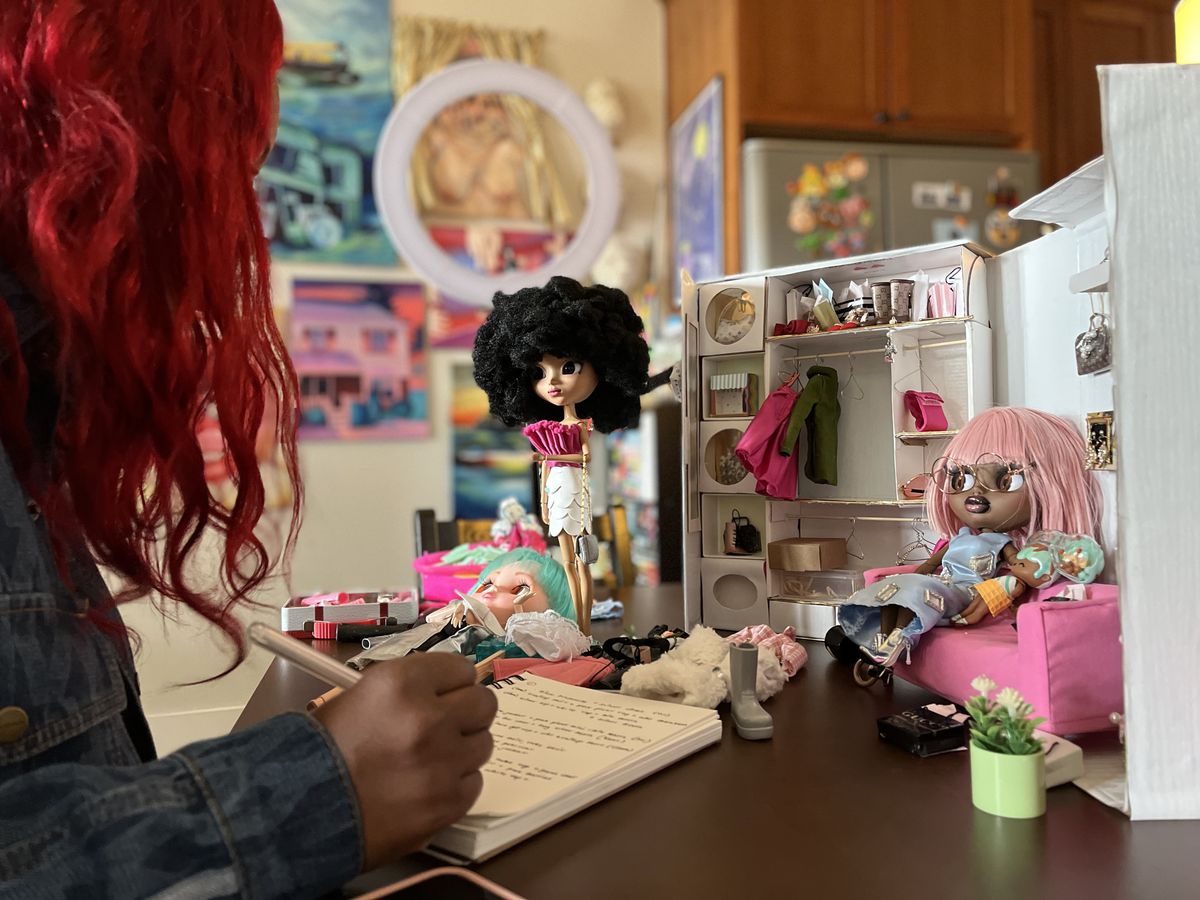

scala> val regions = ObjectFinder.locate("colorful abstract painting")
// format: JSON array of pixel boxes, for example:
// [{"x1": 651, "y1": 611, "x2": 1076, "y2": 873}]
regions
[
  {"x1": 428, "y1": 293, "x2": 490, "y2": 350},
  {"x1": 671, "y1": 77, "x2": 724, "y2": 306},
  {"x1": 290, "y1": 276, "x2": 428, "y2": 440},
  {"x1": 261, "y1": 0, "x2": 396, "y2": 265},
  {"x1": 451, "y1": 364, "x2": 533, "y2": 520}
]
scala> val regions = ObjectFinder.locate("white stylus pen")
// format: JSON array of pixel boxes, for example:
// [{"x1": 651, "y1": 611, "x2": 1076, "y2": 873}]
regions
[{"x1": 248, "y1": 621, "x2": 362, "y2": 690}]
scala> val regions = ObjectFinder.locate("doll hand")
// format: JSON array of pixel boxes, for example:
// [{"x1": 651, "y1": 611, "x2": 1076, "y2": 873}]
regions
[
  {"x1": 532, "y1": 453, "x2": 546, "y2": 462},
  {"x1": 951, "y1": 594, "x2": 991, "y2": 626}
]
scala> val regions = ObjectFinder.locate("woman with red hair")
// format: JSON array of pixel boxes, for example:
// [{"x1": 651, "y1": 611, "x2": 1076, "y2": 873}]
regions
[{"x1": 0, "y1": 2, "x2": 494, "y2": 895}]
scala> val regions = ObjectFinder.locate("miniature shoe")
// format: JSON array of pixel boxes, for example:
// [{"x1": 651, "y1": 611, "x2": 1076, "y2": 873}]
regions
[
  {"x1": 729, "y1": 643, "x2": 773, "y2": 740},
  {"x1": 867, "y1": 628, "x2": 912, "y2": 668}
]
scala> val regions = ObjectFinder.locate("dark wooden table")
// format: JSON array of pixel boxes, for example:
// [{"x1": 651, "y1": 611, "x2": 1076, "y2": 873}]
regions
[{"x1": 236, "y1": 586, "x2": 1200, "y2": 899}]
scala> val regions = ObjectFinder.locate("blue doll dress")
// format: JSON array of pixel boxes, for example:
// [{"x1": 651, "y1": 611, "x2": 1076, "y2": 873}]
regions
[{"x1": 837, "y1": 527, "x2": 1015, "y2": 654}]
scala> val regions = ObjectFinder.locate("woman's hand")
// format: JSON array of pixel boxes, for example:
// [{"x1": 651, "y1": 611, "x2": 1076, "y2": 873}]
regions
[{"x1": 312, "y1": 654, "x2": 497, "y2": 870}]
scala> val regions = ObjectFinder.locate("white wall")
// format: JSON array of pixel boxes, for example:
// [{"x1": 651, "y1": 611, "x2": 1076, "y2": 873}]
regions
[
  {"x1": 990, "y1": 219, "x2": 1118, "y2": 555},
  {"x1": 1100, "y1": 63, "x2": 1200, "y2": 820},
  {"x1": 131, "y1": 0, "x2": 666, "y2": 753}
]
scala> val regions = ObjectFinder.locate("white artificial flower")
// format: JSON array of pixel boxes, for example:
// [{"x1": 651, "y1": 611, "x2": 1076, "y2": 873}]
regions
[
  {"x1": 995, "y1": 687, "x2": 1025, "y2": 717},
  {"x1": 971, "y1": 675, "x2": 997, "y2": 697}
]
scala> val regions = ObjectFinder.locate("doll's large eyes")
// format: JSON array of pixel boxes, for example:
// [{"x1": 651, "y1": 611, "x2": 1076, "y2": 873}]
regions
[
  {"x1": 996, "y1": 469, "x2": 1025, "y2": 493},
  {"x1": 947, "y1": 465, "x2": 975, "y2": 493},
  {"x1": 562, "y1": 360, "x2": 579, "y2": 375}
]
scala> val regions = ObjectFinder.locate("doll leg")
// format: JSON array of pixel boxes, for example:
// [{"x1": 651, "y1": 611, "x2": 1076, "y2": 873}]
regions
[
  {"x1": 878, "y1": 605, "x2": 915, "y2": 636},
  {"x1": 576, "y1": 553, "x2": 594, "y2": 637},
  {"x1": 558, "y1": 533, "x2": 584, "y2": 630}
]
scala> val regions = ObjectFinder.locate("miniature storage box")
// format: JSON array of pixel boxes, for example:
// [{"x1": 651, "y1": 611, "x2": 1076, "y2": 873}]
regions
[
  {"x1": 281, "y1": 590, "x2": 419, "y2": 639},
  {"x1": 774, "y1": 568, "x2": 863, "y2": 601},
  {"x1": 767, "y1": 538, "x2": 848, "y2": 572},
  {"x1": 709, "y1": 372, "x2": 759, "y2": 417}
]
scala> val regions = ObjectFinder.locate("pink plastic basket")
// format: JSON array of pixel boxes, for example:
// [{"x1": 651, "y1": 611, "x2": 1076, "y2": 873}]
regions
[{"x1": 412, "y1": 550, "x2": 485, "y2": 603}]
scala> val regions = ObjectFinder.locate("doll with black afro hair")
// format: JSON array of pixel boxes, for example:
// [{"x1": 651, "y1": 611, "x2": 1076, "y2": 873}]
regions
[{"x1": 473, "y1": 276, "x2": 668, "y2": 632}]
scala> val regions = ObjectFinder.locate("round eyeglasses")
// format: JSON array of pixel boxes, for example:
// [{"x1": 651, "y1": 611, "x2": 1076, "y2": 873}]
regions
[{"x1": 930, "y1": 454, "x2": 1036, "y2": 495}]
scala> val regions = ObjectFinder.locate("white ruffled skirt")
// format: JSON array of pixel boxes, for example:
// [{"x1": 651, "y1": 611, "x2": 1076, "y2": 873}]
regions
[{"x1": 545, "y1": 466, "x2": 589, "y2": 537}]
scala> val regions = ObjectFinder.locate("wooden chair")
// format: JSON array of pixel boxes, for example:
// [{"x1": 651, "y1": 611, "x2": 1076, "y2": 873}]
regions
[{"x1": 414, "y1": 499, "x2": 636, "y2": 588}]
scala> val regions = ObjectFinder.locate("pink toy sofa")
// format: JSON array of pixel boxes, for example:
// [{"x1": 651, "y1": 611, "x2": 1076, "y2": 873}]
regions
[{"x1": 864, "y1": 565, "x2": 1123, "y2": 735}]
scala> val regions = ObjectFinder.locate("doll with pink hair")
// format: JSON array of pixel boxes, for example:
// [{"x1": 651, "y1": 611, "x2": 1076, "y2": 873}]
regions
[{"x1": 836, "y1": 407, "x2": 1102, "y2": 668}]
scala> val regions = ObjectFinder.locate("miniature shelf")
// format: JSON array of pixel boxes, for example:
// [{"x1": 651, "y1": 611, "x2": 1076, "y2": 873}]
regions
[
  {"x1": 1069, "y1": 259, "x2": 1110, "y2": 294},
  {"x1": 766, "y1": 316, "x2": 979, "y2": 356},
  {"x1": 782, "y1": 497, "x2": 925, "y2": 508},
  {"x1": 895, "y1": 430, "x2": 959, "y2": 446}
]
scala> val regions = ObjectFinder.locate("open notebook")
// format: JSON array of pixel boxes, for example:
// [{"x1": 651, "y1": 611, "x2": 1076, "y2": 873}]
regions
[{"x1": 429, "y1": 674, "x2": 723, "y2": 863}]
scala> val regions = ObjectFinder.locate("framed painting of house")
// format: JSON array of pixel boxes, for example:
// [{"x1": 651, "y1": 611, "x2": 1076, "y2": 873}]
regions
[{"x1": 277, "y1": 266, "x2": 429, "y2": 440}]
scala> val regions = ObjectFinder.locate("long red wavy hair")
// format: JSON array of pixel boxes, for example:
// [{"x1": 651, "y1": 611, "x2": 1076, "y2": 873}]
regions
[{"x1": 0, "y1": 0, "x2": 301, "y2": 666}]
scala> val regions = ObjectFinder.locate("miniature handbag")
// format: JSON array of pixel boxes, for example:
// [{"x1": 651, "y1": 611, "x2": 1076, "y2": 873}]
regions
[
  {"x1": 1075, "y1": 313, "x2": 1112, "y2": 375},
  {"x1": 575, "y1": 533, "x2": 600, "y2": 564},
  {"x1": 903, "y1": 390, "x2": 948, "y2": 432},
  {"x1": 724, "y1": 509, "x2": 761, "y2": 555}
]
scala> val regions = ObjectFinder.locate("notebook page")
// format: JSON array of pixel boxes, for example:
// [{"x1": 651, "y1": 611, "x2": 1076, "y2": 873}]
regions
[{"x1": 470, "y1": 675, "x2": 717, "y2": 817}]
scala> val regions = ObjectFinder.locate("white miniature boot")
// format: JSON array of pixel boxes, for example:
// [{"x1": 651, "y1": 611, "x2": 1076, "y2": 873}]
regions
[{"x1": 729, "y1": 642, "x2": 773, "y2": 740}]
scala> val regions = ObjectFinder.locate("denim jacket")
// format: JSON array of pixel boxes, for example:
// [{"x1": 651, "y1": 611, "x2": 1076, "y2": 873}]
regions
[{"x1": 0, "y1": 266, "x2": 363, "y2": 897}]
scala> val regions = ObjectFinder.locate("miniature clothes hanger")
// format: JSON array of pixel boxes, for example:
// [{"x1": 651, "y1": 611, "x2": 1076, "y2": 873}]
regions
[
  {"x1": 840, "y1": 351, "x2": 865, "y2": 401},
  {"x1": 844, "y1": 517, "x2": 866, "y2": 561},
  {"x1": 896, "y1": 518, "x2": 936, "y2": 565}
]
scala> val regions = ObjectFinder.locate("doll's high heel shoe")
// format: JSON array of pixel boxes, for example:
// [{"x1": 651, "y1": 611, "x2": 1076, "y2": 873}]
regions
[{"x1": 868, "y1": 628, "x2": 912, "y2": 668}]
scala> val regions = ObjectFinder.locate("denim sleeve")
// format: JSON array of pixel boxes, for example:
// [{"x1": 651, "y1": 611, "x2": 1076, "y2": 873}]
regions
[{"x1": 0, "y1": 712, "x2": 364, "y2": 900}]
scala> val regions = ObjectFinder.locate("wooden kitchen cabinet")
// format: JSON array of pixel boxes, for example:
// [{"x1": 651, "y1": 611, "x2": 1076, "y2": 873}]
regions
[
  {"x1": 665, "y1": 0, "x2": 1035, "y2": 274},
  {"x1": 1032, "y1": 0, "x2": 1176, "y2": 186},
  {"x1": 672, "y1": 0, "x2": 1033, "y2": 141},
  {"x1": 737, "y1": 0, "x2": 890, "y2": 132},
  {"x1": 890, "y1": 0, "x2": 1033, "y2": 141}
]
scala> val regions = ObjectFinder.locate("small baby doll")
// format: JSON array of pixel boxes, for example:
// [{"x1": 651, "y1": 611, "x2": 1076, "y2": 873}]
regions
[
  {"x1": 951, "y1": 531, "x2": 1105, "y2": 625},
  {"x1": 490, "y1": 497, "x2": 547, "y2": 552}
]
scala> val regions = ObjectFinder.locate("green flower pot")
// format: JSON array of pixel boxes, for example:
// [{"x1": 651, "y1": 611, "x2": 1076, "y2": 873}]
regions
[{"x1": 970, "y1": 742, "x2": 1046, "y2": 819}]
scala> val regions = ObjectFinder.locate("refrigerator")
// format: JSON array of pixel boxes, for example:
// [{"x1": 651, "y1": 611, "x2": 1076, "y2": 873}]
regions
[{"x1": 742, "y1": 138, "x2": 1041, "y2": 271}]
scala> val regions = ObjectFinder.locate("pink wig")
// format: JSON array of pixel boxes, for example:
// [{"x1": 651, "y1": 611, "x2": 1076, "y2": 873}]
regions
[{"x1": 926, "y1": 407, "x2": 1102, "y2": 544}]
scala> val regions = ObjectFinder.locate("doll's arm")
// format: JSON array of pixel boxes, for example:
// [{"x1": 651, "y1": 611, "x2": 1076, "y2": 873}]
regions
[
  {"x1": 538, "y1": 461, "x2": 549, "y2": 523},
  {"x1": 578, "y1": 421, "x2": 591, "y2": 464},
  {"x1": 914, "y1": 544, "x2": 947, "y2": 576}
]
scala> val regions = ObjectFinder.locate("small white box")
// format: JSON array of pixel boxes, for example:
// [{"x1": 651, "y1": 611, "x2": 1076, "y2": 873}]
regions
[{"x1": 281, "y1": 590, "x2": 419, "y2": 638}]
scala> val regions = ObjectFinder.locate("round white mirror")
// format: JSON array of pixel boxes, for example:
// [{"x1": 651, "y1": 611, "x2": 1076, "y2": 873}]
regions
[{"x1": 374, "y1": 59, "x2": 620, "y2": 306}]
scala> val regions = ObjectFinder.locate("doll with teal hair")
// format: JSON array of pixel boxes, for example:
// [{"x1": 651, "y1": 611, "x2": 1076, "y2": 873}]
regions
[
  {"x1": 465, "y1": 547, "x2": 575, "y2": 625},
  {"x1": 952, "y1": 530, "x2": 1105, "y2": 625},
  {"x1": 425, "y1": 547, "x2": 590, "y2": 662},
  {"x1": 350, "y1": 549, "x2": 586, "y2": 670}
]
